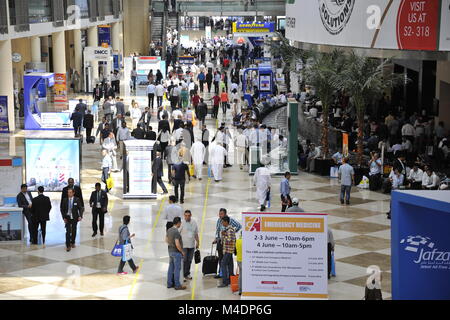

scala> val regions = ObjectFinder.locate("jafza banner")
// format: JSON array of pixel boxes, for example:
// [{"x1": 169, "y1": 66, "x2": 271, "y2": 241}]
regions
[{"x1": 286, "y1": 0, "x2": 450, "y2": 51}]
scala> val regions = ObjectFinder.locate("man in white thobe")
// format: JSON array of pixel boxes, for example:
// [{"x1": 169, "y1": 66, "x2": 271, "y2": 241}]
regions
[
  {"x1": 190, "y1": 139, "x2": 206, "y2": 180},
  {"x1": 209, "y1": 143, "x2": 227, "y2": 182},
  {"x1": 253, "y1": 161, "x2": 271, "y2": 211},
  {"x1": 234, "y1": 129, "x2": 248, "y2": 170}
]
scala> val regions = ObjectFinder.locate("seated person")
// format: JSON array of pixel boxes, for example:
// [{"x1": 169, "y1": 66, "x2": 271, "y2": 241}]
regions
[
  {"x1": 407, "y1": 165, "x2": 423, "y2": 190},
  {"x1": 390, "y1": 168, "x2": 405, "y2": 191},
  {"x1": 368, "y1": 152, "x2": 382, "y2": 191},
  {"x1": 422, "y1": 168, "x2": 440, "y2": 190},
  {"x1": 331, "y1": 150, "x2": 343, "y2": 166},
  {"x1": 306, "y1": 143, "x2": 320, "y2": 172}
]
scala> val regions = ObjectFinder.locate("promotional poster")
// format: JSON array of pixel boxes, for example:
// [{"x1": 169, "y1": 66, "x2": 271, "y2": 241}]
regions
[
  {"x1": 0, "y1": 209, "x2": 23, "y2": 242},
  {"x1": 0, "y1": 96, "x2": 8, "y2": 133},
  {"x1": 25, "y1": 139, "x2": 80, "y2": 192},
  {"x1": 242, "y1": 212, "x2": 328, "y2": 299}
]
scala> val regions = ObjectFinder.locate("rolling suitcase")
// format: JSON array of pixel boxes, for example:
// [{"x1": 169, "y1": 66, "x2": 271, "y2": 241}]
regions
[{"x1": 202, "y1": 244, "x2": 219, "y2": 276}]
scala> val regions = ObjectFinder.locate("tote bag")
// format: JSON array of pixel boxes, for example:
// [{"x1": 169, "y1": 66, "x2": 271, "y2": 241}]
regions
[
  {"x1": 122, "y1": 240, "x2": 132, "y2": 262},
  {"x1": 111, "y1": 240, "x2": 122, "y2": 257}
]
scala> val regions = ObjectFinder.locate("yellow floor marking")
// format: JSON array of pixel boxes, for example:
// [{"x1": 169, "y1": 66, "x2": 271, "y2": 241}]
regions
[
  {"x1": 190, "y1": 177, "x2": 212, "y2": 300},
  {"x1": 128, "y1": 197, "x2": 167, "y2": 300}
]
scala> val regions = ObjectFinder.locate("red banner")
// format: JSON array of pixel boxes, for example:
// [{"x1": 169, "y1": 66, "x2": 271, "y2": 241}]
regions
[
  {"x1": 54, "y1": 73, "x2": 67, "y2": 105},
  {"x1": 396, "y1": 0, "x2": 440, "y2": 51}
]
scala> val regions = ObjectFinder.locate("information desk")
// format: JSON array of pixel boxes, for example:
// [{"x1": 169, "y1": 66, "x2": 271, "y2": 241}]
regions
[
  {"x1": 391, "y1": 191, "x2": 450, "y2": 300},
  {"x1": 122, "y1": 140, "x2": 157, "y2": 199},
  {"x1": 0, "y1": 207, "x2": 24, "y2": 242}
]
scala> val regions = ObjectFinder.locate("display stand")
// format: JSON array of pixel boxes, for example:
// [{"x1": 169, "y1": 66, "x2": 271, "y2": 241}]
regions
[
  {"x1": 391, "y1": 190, "x2": 450, "y2": 300},
  {"x1": 0, "y1": 207, "x2": 24, "y2": 242},
  {"x1": 122, "y1": 140, "x2": 157, "y2": 199}
]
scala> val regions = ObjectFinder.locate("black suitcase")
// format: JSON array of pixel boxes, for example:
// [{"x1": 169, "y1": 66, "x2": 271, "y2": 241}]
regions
[
  {"x1": 202, "y1": 244, "x2": 219, "y2": 276},
  {"x1": 87, "y1": 136, "x2": 95, "y2": 144}
]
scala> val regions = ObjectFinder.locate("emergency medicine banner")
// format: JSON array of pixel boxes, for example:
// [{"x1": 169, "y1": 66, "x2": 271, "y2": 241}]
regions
[
  {"x1": 286, "y1": 0, "x2": 449, "y2": 51},
  {"x1": 242, "y1": 212, "x2": 328, "y2": 299}
]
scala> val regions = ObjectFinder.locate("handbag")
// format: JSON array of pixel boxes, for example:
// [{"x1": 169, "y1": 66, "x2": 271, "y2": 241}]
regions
[
  {"x1": 111, "y1": 240, "x2": 122, "y2": 257},
  {"x1": 189, "y1": 164, "x2": 195, "y2": 176},
  {"x1": 194, "y1": 249, "x2": 201, "y2": 264},
  {"x1": 122, "y1": 240, "x2": 132, "y2": 262},
  {"x1": 106, "y1": 175, "x2": 114, "y2": 190}
]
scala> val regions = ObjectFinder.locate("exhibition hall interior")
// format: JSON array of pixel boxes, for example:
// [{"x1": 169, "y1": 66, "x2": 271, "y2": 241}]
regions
[{"x1": 0, "y1": 0, "x2": 449, "y2": 302}]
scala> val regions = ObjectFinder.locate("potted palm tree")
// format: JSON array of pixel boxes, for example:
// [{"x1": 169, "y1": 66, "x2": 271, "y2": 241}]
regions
[
  {"x1": 302, "y1": 50, "x2": 346, "y2": 175},
  {"x1": 335, "y1": 52, "x2": 405, "y2": 166}
]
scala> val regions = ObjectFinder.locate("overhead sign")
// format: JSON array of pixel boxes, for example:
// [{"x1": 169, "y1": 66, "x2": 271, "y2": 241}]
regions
[
  {"x1": 84, "y1": 47, "x2": 113, "y2": 61},
  {"x1": 233, "y1": 22, "x2": 275, "y2": 33},
  {"x1": 286, "y1": 0, "x2": 447, "y2": 51},
  {"x1": 0, "y1": 96, "x2": 9, "y2": 133},
  {"x1": 98, "y1": 25, "x2": 111, "y2": 48},
  {"x1": 441, "y1": 0, "x2": 450, "y2": 50},
  {"x1": 242, "y1": 212, "x2": 328, "y2": 299}
]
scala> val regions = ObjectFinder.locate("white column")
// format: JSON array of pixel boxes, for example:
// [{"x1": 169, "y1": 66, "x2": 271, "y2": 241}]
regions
[
  {"x1": 73, "y1": 29, "x2": 82, "y2": 74},
  {"x1": 0, "y1": 40, "x2": 16, "y2": 132},
  {"x1": 52, "y1": 31, "x2": 67, "y2": 74},
  {"x1": 112, "y1": 22, "x2": 121, "y2": 52},
  {"x1": 119, "y1": 22, "x2": 124, "y2": 56},
  {"x1": 88, "y1": 26, "x2": 99, "y2": 84},
  {"x1": 30, "y1": 36, "x2": 41, "y2": 63}
]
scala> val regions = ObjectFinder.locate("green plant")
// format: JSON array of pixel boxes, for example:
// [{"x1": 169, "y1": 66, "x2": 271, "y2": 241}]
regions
[
  {"x1": 334, "y1": 51, "x2": 405, "y2": 165},
  {"x1": 302, "y1": 49, "x2": 346, "y2": 158}
]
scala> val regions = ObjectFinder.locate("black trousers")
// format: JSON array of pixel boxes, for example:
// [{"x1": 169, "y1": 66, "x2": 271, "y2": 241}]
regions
[
  {"x1": 369, "y1": 174, "x2": 381, "y2": 191},
  {"x1": 102, "y1": 167, "x2": 109, "y2": 192},
  {"x1": 281, "y1": 195, "x2": 292, "y2": 212},
  {"x1": 328, "y1": 243, "x2": 333, "y2": 279},
  {"x1": 221, "y1": 102, "x2": 227, "y2": 115},
  {"x1": 92, "y1": 208, "x2": 105, "y2": 233},
  {"x1": 148, "y1": 93, "x2": 155, "y2": 109},
  {"x1": 199, "y1": 80, "x2": 205, "y2": 93},
  {"x1": 157, "y1": 96, "x2": 163, "y2": 108},
  {"x1": 152, "y1": 175, "x2": 168, "y2": 194},
  {"x1": 206, "y1": 82, "x2": 212, "y2": 93},
  {"x1": 32, "y1": 220, "x2": 47, "y2": 244},
  {"x1": 213, "y1": 105, "x2": 219, "y2": 118},
  {"x1": 118, "y1": 258, "x2": 137, "y2": 273},
  {"x1": 173, "y1": 179, "x2": 186, "y2": 202},
  {"x1": 85, "y1": 128, "x2": 92, "y2": 141},
  {"x1": 74, "y1": 126, "x2": 81, "y2": 136},
  {"x1": 214, "y1": 81, "x2": 219, "y2": 94},
  {"x1": 65, "y1": 219, "x2": 78, "y2": 248},
  {"x1": 183, "y1": 248, "x2": 195, "y2": 277},
  {"x1": 23, "y1": 212, "x2": 35, "y2": 244}
]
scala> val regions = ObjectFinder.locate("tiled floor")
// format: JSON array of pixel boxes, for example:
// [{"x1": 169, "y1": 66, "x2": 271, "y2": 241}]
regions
[{"x1": 0, "y1": 90, "x2": 393, "y2": 300}]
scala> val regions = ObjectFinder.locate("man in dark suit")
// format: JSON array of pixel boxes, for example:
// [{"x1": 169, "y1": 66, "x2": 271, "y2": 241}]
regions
[
  {"x1": 31, "y1": 186, "x2": 52, "y2": 245},
  {"x1": 70, "y1": 107, "x2": 83, "y2": 137},
  {"x1": 60, "y1": 189, "x2": 84, "y2": 251},
  {"x1": 60, "y1": 188, "x2": 84, "y2": 251},
  {"x1": 89, "y1": 183, "x2": 108, "y2": 237},
  {"x1": 146, "y1": 126, "x2": 157, "y2": 140},
  {"x1": 83, "y1": 110, "x2": 94, "y2": 142},
  {"x1": 115, "y1": 97, "x2": 125, "y2": 117},
  {"x1": 131, "y1": 123, "x2": 146, "y2": 139},
  {"x1": 105, "y1": 84, "x2": 115, "y2": 99},
  {"x1": 172, "y1": 116, "x2": 183, "y2": 133},
  {"x1": 152, "y1": 152, "x2": 168, "y2": 194},
  {"x1": 16, "y1": 184, "x2": 34, "y2": 244},
  {"x1": 93, "y1": 84, "x2": 103, "y2": 102},
  {"x1": 139, "y1": 107, "x2": 152, "y2": 132},
  {"x1": 158, "y1": 114, "x2": 170, "y2": 133},
  {"x1": 61, "y1": 178, "x2": 84, "y2": 205},
  {"x1": 75, "y1": 99, "x2": 87, "y2": 118}
]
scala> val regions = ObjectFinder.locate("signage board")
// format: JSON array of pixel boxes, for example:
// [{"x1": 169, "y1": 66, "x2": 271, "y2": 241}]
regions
[
  {"x1": 233, "y1": 22, "x2": 276, "y2": 33},
  {"x1": 242, "y1": 212, "x2": 328, "y2": 299},
  {"x1": 0, "y1": 96, "x2": 9, "y2": 133},
  {"x1": 286, "y1": 0, "x2": 447, "y2": 51}
]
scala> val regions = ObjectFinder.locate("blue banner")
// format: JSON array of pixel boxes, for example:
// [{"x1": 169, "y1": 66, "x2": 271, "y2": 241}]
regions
[
  {"x1": 98, "y1": 25, "x2": 111, "y2": 47},
  {"x1": 233, "y1": 22, "x2": 275, "y2": 33},
  {"x1": 0, "y1": 96, "x2": 8, "y2": 133}
]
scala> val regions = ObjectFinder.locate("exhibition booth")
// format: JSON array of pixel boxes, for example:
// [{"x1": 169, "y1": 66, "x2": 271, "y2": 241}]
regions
[
  {"x1": 24, "y1": 138, "x2": 81, "y2": 192},
  {"x1": 122, "y1": 140, "x2": 157, "y2": 199},
  {"x1": 24, "y1": 72, "x2": 73, "y2": 130},
  {"x1": 243, "y1": 67, "x2": 274, "y2": 107},
  {"x1": 391, "y1": 190, "x2": 450, "y2": 300},
  {"x1": 135, "y1": 56, "x2": 166, "y2": 95},
  {"x1": 84, "y1": 46, "x2": 114, "y2": 93},
  {"x1": 0, "y1": 157, "x2": 25, "y2": 242}
]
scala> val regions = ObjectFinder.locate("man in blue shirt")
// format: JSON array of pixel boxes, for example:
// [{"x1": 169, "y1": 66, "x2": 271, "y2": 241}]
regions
[
  {"x1": 212, "y1": 208, "x2": 241, "y2": 279},
  {"x1": 280, "y1": 172, "x2": 292, "y2": 212},
  {"x1": 338, "y1": 157, "x2": 355, "y2": 205}
]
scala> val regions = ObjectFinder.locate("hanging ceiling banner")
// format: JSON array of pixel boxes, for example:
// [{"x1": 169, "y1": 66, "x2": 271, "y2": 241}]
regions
[{"x1": 286, "y1": 0, "x2": 448, "y2": 52}]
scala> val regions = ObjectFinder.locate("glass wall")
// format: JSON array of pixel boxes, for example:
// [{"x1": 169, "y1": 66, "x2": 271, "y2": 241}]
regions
[
  {"x1": 75, "y1": 0, "x2": 89, "y2": 18},
  {"x1": 103, "y1": 0, "x2": 113, "y2": 16},
  {"x1": 28, "y1": 0, "x2": 52, "y2": 23}
]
